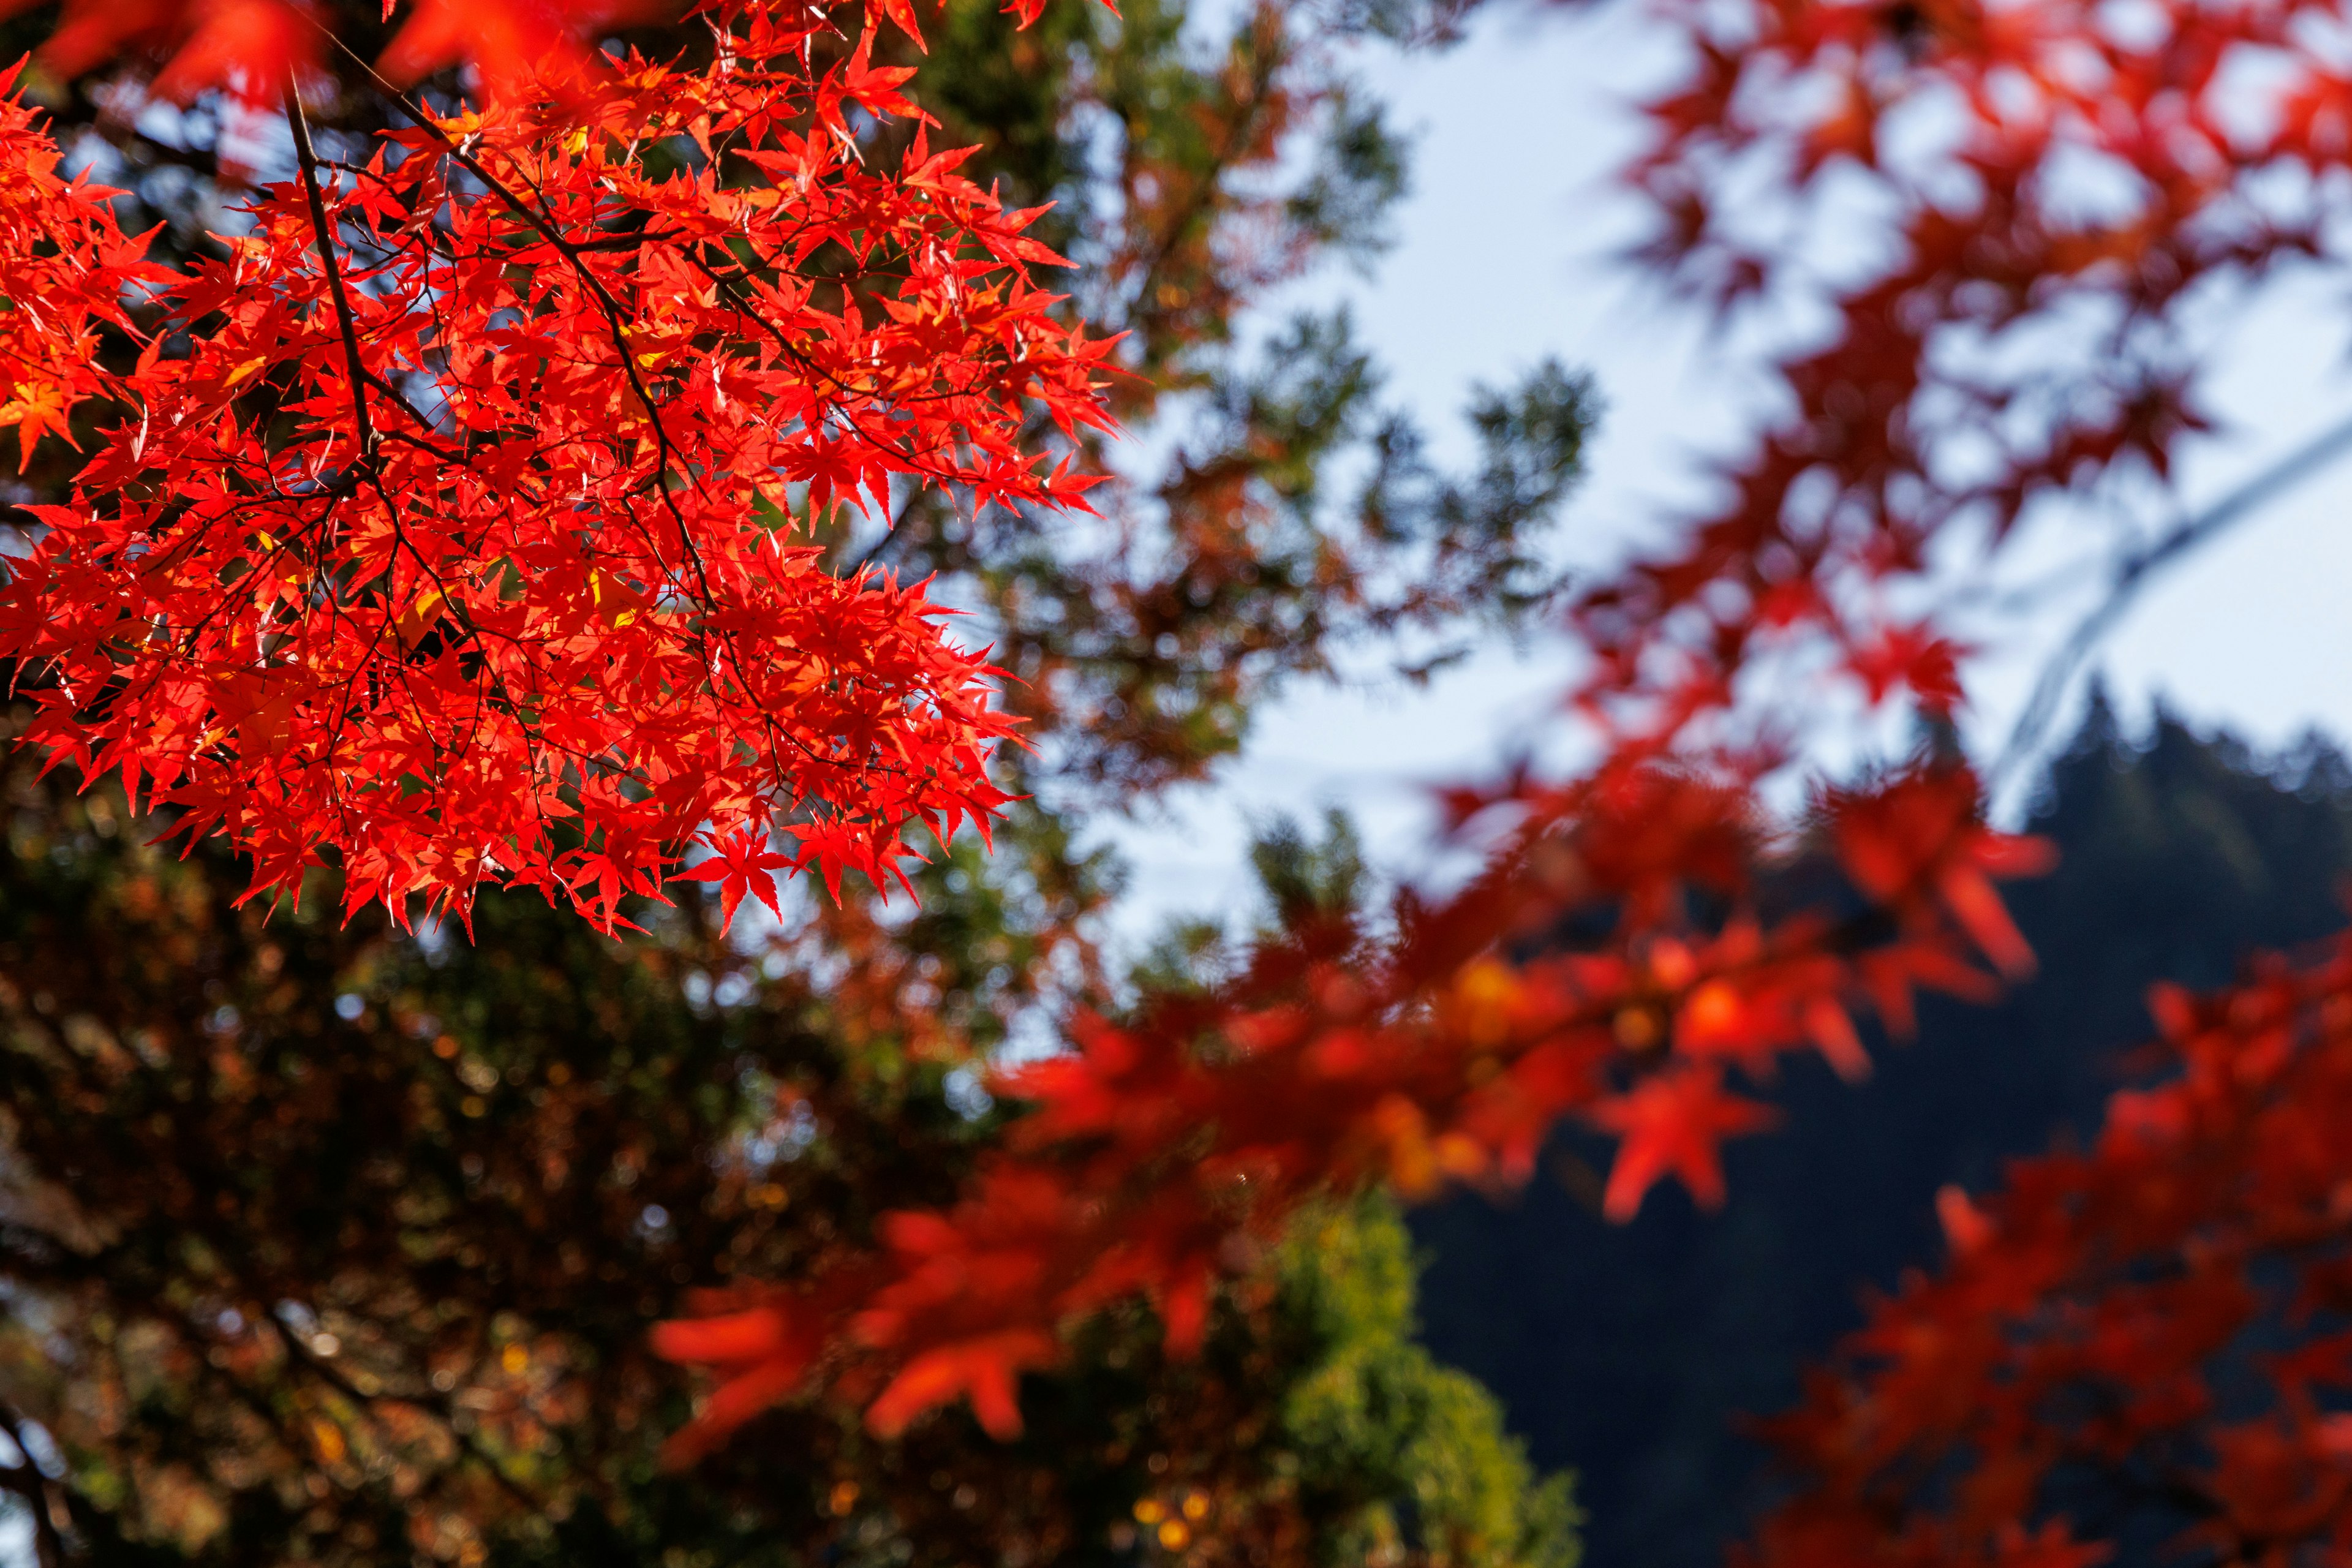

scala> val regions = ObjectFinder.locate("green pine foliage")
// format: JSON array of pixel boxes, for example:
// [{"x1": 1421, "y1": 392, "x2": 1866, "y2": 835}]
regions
[{"x1": 1273, "y1": 1200, "x2": 1580, "y2": 1568}]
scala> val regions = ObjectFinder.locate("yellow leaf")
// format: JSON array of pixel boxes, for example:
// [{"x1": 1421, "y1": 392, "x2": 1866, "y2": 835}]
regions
[
  {"x1": 311, "y1": 1418, "x2": 346, "y2": 1466},
  {"x1": 396, "y1": 587, "x2": 447, "y2": 647},
  {"x1": 590, "y1": 570, "x2": 646, "y2": 629}
]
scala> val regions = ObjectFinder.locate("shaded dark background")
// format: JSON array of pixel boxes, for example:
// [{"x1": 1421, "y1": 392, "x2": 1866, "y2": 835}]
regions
[{"x1": 1409, "y1": 696, "x2": 2352, "y2": 1568}]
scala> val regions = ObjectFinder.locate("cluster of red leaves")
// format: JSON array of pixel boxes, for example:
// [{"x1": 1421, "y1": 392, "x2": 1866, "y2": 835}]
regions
[
  {"x1": 0, "y1": 85, "x2": 160, "y2": 472},
  {"x1": 0, "y1": 1, "x2": 1116, "y2": 929},
  {"x1": 1745, "y1": 938, "x2": 2352, "y2": 1568}
]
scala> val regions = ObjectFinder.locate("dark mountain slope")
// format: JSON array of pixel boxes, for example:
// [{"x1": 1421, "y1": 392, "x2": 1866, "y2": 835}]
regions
[{"x1": 1409, "y1": 699, "x2": 2352, "y2": 1568}]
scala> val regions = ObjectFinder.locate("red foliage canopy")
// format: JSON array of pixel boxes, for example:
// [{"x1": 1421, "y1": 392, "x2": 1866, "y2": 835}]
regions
[{"x1": 0, "y1": 0, "x2": 1114, "y2": 930}]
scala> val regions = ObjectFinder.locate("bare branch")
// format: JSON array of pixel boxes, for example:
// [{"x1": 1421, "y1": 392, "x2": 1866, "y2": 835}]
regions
[
  {"x1": 284, "y1": 74, "x2": 378, "y2": 467},
  {"x1": 1993, "y1": 406, "x2": 2352, "y2": 786}
]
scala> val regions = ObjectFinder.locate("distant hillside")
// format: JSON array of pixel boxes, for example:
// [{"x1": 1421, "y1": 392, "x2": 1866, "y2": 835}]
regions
[{"x1": 1409, "y1": 699, "x2": 2352, "y2": 1568}]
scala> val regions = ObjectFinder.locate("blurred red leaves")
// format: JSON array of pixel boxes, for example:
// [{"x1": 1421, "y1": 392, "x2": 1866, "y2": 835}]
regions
[
  {"x1": 1744, "y1": 940, "x2": 2352, "y2": 1567},
  {"x1": 660, "y1": 0, "x2": 2352, "y2": 1480},
  {"x1": 655, "y1": 758, "x2": 2055, "y2": 1455},
  {"x1": 1586, "y1": 1066, "x2": 1775, "y2": 1220},
  {"x1": 1610, "y1": 0, "x2": 2352, "y2": 1551},
  {"x1": 0, "y1": 0, "x2": 1071, "y2": 102}
]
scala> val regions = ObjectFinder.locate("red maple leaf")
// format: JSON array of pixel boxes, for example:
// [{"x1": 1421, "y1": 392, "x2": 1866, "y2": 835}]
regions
[
  {"x1": 1586, "y1": 1065, "x2": 1778, "y2": 1220},
  {"x1": 682, "y1": 827, "x2": 796, "y2": 931}
]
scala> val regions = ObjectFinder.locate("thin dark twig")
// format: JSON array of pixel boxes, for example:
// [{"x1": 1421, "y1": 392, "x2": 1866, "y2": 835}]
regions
[
  {"x1": 284, "y1": 73, "x2": 377, "y2": 467},
  {"x1": 264, "y1": 1303, "x2": 548, "y2": 1516},
  {"x1": 1993, "y1": 405, "x2": 2352, "y2": 786}
]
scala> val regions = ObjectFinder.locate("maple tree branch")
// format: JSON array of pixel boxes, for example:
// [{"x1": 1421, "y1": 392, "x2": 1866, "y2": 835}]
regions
[
  {"x1": 1994, "y1": 405, "x2": 2352, "y2": 786},
  {"x1": 284, "y1": 74, "x2": 379, "y2": 467},
  {"x1": 1110, "y1": 7, "x2": 1290, "y2": 335},
  {"x1": 477, "y1": 193, "x2": 943, "y2": 803},
  {"x1": 261, "y1": 1303, "x2": 551, "y2": 1517},
  {"x1": 312, "y1": 51, "x2": 727, "y2": 599},
  {"x1": 315, "y1": 20, "x2": 1065, "y2": 629}
]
